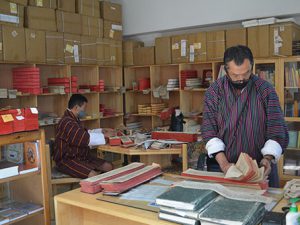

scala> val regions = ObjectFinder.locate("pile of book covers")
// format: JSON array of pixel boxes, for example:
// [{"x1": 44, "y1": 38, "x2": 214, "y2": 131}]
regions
[
  {"x1": 155, "y1": 181, "x2": 266, "y2": 225},
  {"x1": 80, "y1": 162, "x2": 162, "y2": 195},
  {"x1": 0, "y1": 201, "x2": 43, "y2": 224}
]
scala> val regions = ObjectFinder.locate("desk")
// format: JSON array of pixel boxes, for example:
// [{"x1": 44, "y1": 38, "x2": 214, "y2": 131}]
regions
[
  {"x1": 97, "y1": 144, "x2": 188, "y2": 171},
  {"x1": 55, "y1": 187, "x2": 286, "y2": 225}
]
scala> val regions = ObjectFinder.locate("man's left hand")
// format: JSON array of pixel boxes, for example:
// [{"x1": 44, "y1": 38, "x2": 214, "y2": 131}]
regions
[{"x1": 260, "y1": 158, "x2": 272, "y2": 177}]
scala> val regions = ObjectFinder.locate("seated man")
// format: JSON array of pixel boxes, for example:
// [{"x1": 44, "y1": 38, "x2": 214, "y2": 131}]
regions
[{"x1": 53, "y1": 94, "x2": 113, "y2": 178}]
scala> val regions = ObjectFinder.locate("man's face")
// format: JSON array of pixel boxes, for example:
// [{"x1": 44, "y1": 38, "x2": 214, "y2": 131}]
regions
[
  {"x1": 226, "y1": 59, "x2": 252, "y2": 83},
  {"x1": 75, "y1": 102, "x2": 87, "y2": 118}
]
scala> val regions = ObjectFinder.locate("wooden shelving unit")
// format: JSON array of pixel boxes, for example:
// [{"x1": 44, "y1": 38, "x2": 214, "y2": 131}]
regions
[{"x1": 0, "y1": 130, "x2": 50, "y2": 225}]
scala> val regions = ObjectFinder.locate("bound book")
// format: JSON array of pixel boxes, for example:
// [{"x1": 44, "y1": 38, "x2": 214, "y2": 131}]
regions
[
  {"x1": 0, "y1": 161, "x2": 19, "y2": 179},
  {"x1": 100, "y1": 165, "x2": 162, "y2": 195},
  {"x1": 159, "y1": 212, "x2": 200, "y2": 225},
  {"x1": 156, "y1": 186, "x2": 217, "y2": 211},
  {"x1": 19, "y1": 141, "x2": 40, "y2": 174},
  {"x1": 80, "y1": 162, "x2": 145, "y2": 194}
]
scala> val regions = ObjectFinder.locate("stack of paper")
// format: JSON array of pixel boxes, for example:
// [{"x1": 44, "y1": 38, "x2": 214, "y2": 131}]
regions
[
  {"x1": 182, "y1": 153, "x2": 268, "y2": 190},
  {"x1": 156, "y1": 186, "x2": 217, "y2": 225},
  {"x1": 100, "y1": 165, "x2": 162, "y2": 195},
  {"x1": 80, "y1": 162, "x2": 145, "y2": 194}
]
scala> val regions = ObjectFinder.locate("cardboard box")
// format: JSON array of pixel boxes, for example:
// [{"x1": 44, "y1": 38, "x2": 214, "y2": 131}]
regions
[
  {"x1": 46, "y1": 31, "x2": 64, "y2": 64},
  {"x1": 206, "y1": 30, "x2": 225, "y2": 61},
  {"x1": 9, "y1": 0, "x2": 27, "y2": 6},
  {"x1": 247, "y1": 25, "x2": 269, "y2": 58},
  {"x1": 63, "y1": 33, "x2": 81, "y2": 64},
  {"x1": 97, "y1": 38, "x2": 122, "y2": 66},
  {"x1": 123, "y1": 40, "x2": 144, "y2": 66},
  {"x1": 0, "y1": 1, "x2": 24, "y2": 27},
  {"x1": 226, "y1": 28, "x2": 247, "y2": 48},
  {"x1": 100, "y1": 1, "x2": 122, "y2": 23},
  {"x1": 25, "y1": 6, "x2": 56, "y2": 31},
  {"x1": 133, "y1": 46, "x2": 155, "y2": 66},
  {"x1": 76, "y1": 0, "x2": 100, "y2": 17},
  {"x1": 188, "y1": 32, "x2": 207, "y2": 62},
  {"x1": 269, "y1": 22, "x2": 300, "y2": 56},
  {"x1": 56, "y1": 10, "x2": 82, "y2": 35},
  {"x1": 171, "y1": 34, "x2": 189, "y2": 63},
  {"x1": 28, "y1": 0, "x2": 57, "y2": 8},
  {"x1": 25, "y1": 28, "x2": 46, "y2": 63},
  {"x1": 155, "y1": 36, "x2": 171, "y2": 64},
  {"x1": 103, "y1": 20, "x2": 122, "y2": 40},
  {"x1": 82, "y1": 16, "x2": 103, "y2": 37},
  {"x1": 81, "y1": 35, "x2": 97, "y2": 64},
  {"x1": 57, "y1": 0, "x2": 75, "y2": 13},
  {"x1": 2, "y1": 25, "x2": 26, "y2": 62}
]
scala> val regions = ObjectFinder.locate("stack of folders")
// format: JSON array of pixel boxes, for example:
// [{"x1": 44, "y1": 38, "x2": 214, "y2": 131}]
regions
[{"x1": 156, "y1": 186, "x2": 266, "y2": 225}]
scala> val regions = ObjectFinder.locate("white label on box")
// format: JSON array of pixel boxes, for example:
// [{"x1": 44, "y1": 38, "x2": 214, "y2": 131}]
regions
[
  {"x1": 65, "y1": 44, "x2": 74, "y2": 53},
  {"x1": 16, "y1": 109, "x2": 21, "y2": 115},
  {"x1": 172, "y1": 43, "x2": 179, "y2": 50},
  {"x1": 274, "y1": 28, "x2": 283, "y2": 55},
  {"x1": 11, "y1": 30, "x2": 18, "y2": 37},
  {"x1": 0, "y1": 42, "x2": 2, "y2": 51},
  {"x1": 189, "y1": 45, "x2": 195, "y2": 62},
  {"x1": 109, "y1": 29, "x2": 114, "y2": 38},
  {"x1": 112, "y1": 24, "x2": 123, "y2": 31},
  {"x1": 279, "y1": 25, "x2": 285, "y2": 32},
  {"x1": 30, "y1": 32, "x2": 36, "y2": 39},
  {"x1": 30, "y1": 108, "x2": 38, "y2": 114},
  {"x1": 0, "y1": 14, "x2": 19, "y2": 24},
  {"x1": 181, "y1": 40, "x2": 187, "y2": 57},
  {"x1": 10, "y1": 3, "x2": 18, "y2": 14},
  {"x1": 1, "y1": 114, "x2": 14, "y2": 123},
  {"x1": 16, "y1": 116, "x2": 24, "y2": 121},
  {"x1": 194, "y1": 42, "x2": 202, "y2": 50},
  {"x1": 36, "y1": 0, "x2": 43, "y2": 7},
  {"x1": 110, "y1": 6, "x2": 116, "y2": 10},
  {"x1": 74, "y1": 45, "x2": 79, "y2": 63}
]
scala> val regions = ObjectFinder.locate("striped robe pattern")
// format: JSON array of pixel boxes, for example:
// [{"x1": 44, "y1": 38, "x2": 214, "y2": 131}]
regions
[
  {"x1": 201, "y1": 75, "x2": 288, "y2": 185},
  {"x1": 53, "y1": 110, "x2": 105, "y2": 178}
]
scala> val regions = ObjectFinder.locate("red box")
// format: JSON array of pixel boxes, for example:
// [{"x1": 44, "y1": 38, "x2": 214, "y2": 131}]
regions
[
  {"x1": 151, "y1": 131, "x2": 198, "y2": 142},
  {"x1": 24, "y1": 108, "x2": 39, "y2": 131},
  {"x1": 71, "y1": 76, "x2": 78, "y2": 82},
  {"x1": 10, "y1": 109, "x2": 25, "y2": 133},
  {"x1": 48, "y1": 77, "x2": 70, "y2": 83},
  {"x1": 109, "y1": 136, "x2": 121, "y2": 146},
  {"x1": 138, "y1": 78, "x2": 150, "y2": 91},
  {"x1": 71, "y1": 87, "x2": 78, "y2": 93},
  {"x1": 0, "y1": 111, "x2": 14, "y2": 135}
]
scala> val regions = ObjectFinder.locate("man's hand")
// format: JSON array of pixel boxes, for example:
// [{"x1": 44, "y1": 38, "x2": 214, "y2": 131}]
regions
[
  {"x1": 215, "y1": 152, "x2": 233, "y2": 174},
  {"x1": 88, "y1": 170, "x2": 99, "y2": 177},
  {"x1": 260, "y1": 157, "x2": 272, "y2": 177}
]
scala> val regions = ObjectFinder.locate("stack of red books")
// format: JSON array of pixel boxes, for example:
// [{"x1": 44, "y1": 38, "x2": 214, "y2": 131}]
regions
[
  {"x1": 180, "y1": 70, "x2": 197, "y2": 90},
  {"x1": 71, "y1": 76, "x2": 78, "y2": 93},
  {"x1": 48, "y1": 77, "x2": 70, "y2": 93},
  {"x1": 80, "y1": 162, "x2": 145, "y2": 194},
  {"x1": 100, "y1": 164, "x2": 162, "y2": 195},
  {"x1": 12, "y1": 67, "x2": 41, "y2": 94},
  {"x1": 24, "y1": 108, "x2": 39, "y2": 131},
  {"x1": 99, "y1": 80, "x2": 105, "y2": 92}
]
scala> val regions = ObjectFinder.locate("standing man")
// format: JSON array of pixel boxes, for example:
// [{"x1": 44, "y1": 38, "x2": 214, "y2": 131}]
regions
[
  {"x1": 201, "y1": 45, "x2": 288, "y2": 187},
  {"x1": 53, "y1": 94, "x2": 113, "y2": 178}
]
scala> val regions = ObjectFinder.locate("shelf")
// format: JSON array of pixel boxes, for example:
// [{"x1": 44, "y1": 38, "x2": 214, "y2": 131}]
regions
[
  {"x1": 286, "y1": 147, "x2": 300, "y2": 151},
  {"x1": 4, "y1": 208, "x2": 44, "y2": 225},
  {"x1": 80, "y1": 117, "x2": 101, "y2": 122},
  {"x1": 126, "y1": 90, "x2": 151, "y2": 94},
  {"x1": 0, "y1": 171, "x2": 40, "y2": 185},
  {"x1": 100, "y1": 113, "x2": 124, "y2": 119},
  {"x1": 284, "y1": 87, "x2": 300, "y2": 89},
  {"x1": 39, "y1": 122, "x2": 58, "y2": 127},
  {"x1": 285, "y1": 117, "x2": 300, "y2": 122},
  {"x1": 0, "y1": 130, "x2": 41, "y2": 146},
  {"x1": 38, "y1": 93, "x2": 67, "y2": 96},
  {"x1": 99, "y1": 90, "x2": 120, "y2": 94},
  {"x1": 79, "y1": 91, "x2": 99, "y2": 95},
  {"x1": 131, "y1": 113, "x2": 159, "y2": 117},
  {"x1": 182, "y1": 88, "x2": 208, "y2": 92}
]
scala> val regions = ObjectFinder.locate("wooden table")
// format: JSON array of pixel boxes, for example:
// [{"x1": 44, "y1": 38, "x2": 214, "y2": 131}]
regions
[
  {"x1": 97, "y1": 144, "x2": 188, "y2": 171},
  {"x1": 54, "y1": 187, "x2": 287, "y2": 225}
]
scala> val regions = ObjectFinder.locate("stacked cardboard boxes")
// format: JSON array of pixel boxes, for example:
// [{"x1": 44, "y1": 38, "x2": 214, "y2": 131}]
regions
[{"x1": 123, "y1": 40, "x2": 144, "y2": 66}]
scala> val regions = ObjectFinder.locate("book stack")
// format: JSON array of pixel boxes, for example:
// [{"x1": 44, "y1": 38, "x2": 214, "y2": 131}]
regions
[
  {"x1": 156, "y1": 186, "x2": 217, "y2": 225},
  {"x1": 99, "y1": 104, "x2": 115, "y2": 117},
  {"x1": 126, "y1": 121, "x2": 142, "y2": 131},
  {"x1": 293, "y1": 41, "x2": 300, "y2": 56},
  {"x1": 0, "y1": 89, "x2": 7, "y2": 99},
  {"x1": 138, "y1": 104, "x2": 152, "y2": 115},
  {"x1": 12, "y1": 67, "x2": 41, "y2": 95},
  {"x1": 185, "y1": 78, "x2": 202, "y2": 89},
  {"x1": 182, "y1": 152, "x2": 268, "y2": 190},
  {"x1": 180, "y1": 70, "x2": 197, "y2": 90},
  {"x1": 99, "y1": 80, "x2": 105, "y2": 92},
  {"x1": 167, "y1": 79, "x2": 179, "y2": 91},
  {"x1": 71, "y1": 76, "x2": 78, "y2": 93},
  {"x1": 257, "y1": 68, "x2": 275, "y2": 86},
  {"x1": 80, "y1": 162, "x2": 145, "y2": 194},
  {"x1": 48, "y1": 77, "x2": 70, "y2": 94},
  {"x1": 100, "y1": 164, "x2": 162, "y2": 195},
  {"x1": 284, "y1": 62, "x2": 300, "y2": 87},
  {"x1": 151, "y1": 103, "x2": 166, "y2": 115}
]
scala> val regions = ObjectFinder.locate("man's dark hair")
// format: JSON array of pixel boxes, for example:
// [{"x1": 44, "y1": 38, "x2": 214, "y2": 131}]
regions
[
  {"x1": 223, "y1": 45, "x2": 254, "y2": 72},
  {"x1": 68, "y1": 94, "x2": 88, "y2": 109}
]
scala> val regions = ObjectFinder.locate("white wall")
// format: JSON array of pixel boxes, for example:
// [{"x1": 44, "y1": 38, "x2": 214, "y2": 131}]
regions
[{"x1": 119, "y1": 0, "x2": 300, "y2": 45}]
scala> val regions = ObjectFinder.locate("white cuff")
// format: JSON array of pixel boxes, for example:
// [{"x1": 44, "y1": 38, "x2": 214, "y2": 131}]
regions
[
  {"x1": 261, "y1": 139, "x2": 282, "y2": 163},
  {"x1": 205, "y1": 137, "x2": 225, "y2": 158},
  {"x1": 88, "y1": 132, "x2": 106, "y2": 146}
]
